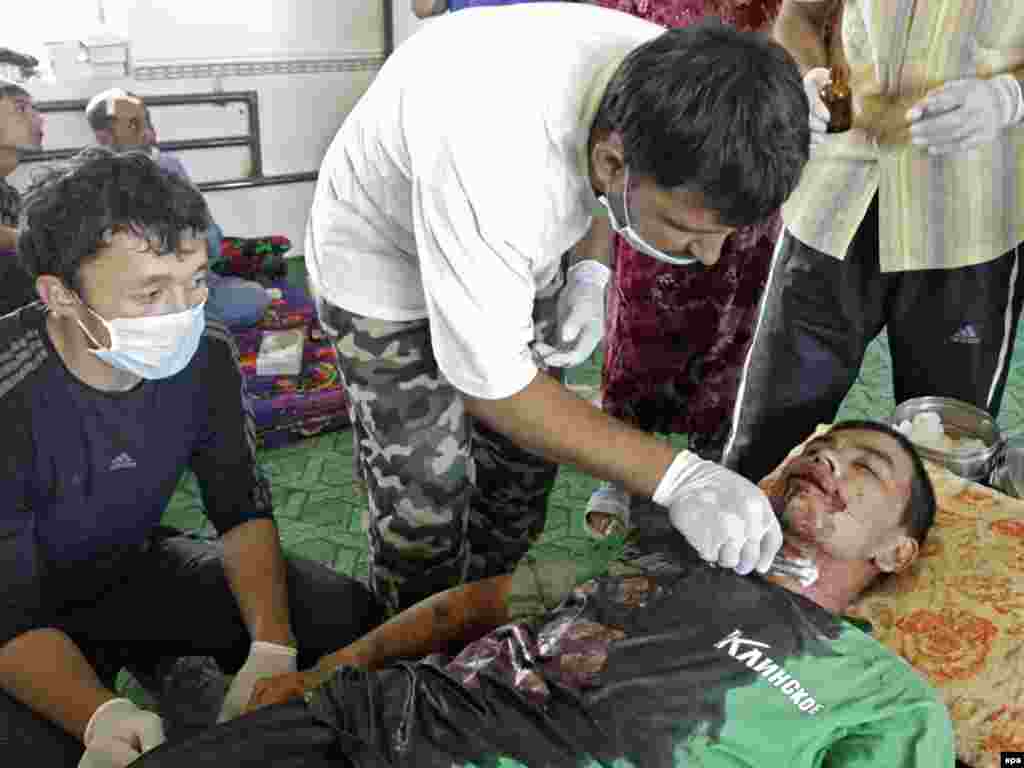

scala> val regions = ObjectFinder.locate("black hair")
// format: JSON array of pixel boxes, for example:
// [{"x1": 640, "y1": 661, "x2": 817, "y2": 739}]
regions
[
  {"x1": 0, "y1": 80, "x2": 30, "y2": 102},
  {"x1": 592, "y1": 18, "x2": 810, "y2": 227},
  {"x1": 827, "y1": 420, "x2": 937, "y2": 545},
  {"x1": 17, "y1": 146, "x2": 210, "y2": 293}
]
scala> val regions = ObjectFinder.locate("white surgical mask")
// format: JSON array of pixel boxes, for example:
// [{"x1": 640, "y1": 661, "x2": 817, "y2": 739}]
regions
[
  {"x1": 77, "y1": 300, "x2": 206, "y2": 380},
  {"x1": 598, "y1": 166, "x2": 699, "y2": 266}
]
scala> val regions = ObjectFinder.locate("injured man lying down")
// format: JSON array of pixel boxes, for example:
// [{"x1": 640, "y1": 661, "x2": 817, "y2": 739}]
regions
[{"x1": 137, "y1": 420, "x2": 955, "y2": 767}]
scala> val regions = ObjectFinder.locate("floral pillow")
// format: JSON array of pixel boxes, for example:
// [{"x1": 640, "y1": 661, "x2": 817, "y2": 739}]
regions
[{"x1": 759, "y1": 425, "x2": 1024, "y2": 768}]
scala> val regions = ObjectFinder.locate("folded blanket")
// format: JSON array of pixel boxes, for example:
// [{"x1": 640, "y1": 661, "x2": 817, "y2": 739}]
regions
[{"x1": 233, "y1": 279, "x2": 350, "y2": 448}]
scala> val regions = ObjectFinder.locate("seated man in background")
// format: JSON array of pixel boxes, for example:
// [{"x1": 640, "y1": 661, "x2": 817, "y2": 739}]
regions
[
  {"x1": 0, "y1": 77, "x2": 44, "y2": 315},
  {"x1": 135, "y1": 420, "x2": 955, "y2": 767},
  {"x1": 0, "y1": 148, "x2": 385, "y2": 768},
  {"x1": 85, "y1": 88, "x2": 271, "y2": 327}
]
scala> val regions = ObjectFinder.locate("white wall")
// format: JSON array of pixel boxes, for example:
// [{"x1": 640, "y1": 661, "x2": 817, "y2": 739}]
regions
[
  {"x1": 8, "y1": 0, "x2": 388, "y2": 254},
  {"x1": 102, "y1": 0, "x2": 383, "y2": 62},
  {"x1": 392, "y1": 0, "x2": 432, "y2": 48}
]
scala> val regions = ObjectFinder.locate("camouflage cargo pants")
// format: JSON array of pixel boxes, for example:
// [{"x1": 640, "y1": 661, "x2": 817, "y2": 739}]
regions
[{"x1": 316, "y1": 270, "x2": 567, "y2": 614}]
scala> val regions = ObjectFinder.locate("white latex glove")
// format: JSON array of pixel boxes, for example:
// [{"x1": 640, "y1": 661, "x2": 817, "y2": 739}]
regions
[
  {"x1": 654, "y1": 451, "x2": 783, "y2": 575},
  {"x1": 532, "y1": 260, "x2": 610, "y2": 369},
  {"x1": 78, "y1": 698, "x2": 166, "y2": 768},
  {"x1": 907, "y1": 75, "x2": 1024, "y2": 155},
  {"x1": 217, "y1": 641, "x2": 298, "y2": 723},
  {"x1": 803, "y1": 67, "x2": 833, "y2": 148}
]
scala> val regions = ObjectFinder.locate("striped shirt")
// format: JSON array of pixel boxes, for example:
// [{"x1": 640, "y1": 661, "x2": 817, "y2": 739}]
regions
[
  {"x1": 0, "y1": 179, "x2": 19, "y2": 228},
  {"x1": 782, "y1": 0, "x2": 1024, "y2": 272}
]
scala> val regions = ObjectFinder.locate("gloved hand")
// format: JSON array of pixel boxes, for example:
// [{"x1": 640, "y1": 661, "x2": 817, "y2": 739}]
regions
[
  {"x1": 654, "y1": 451, "x2": 783, "y2": 575},
  {"x1": 217, "y1": 641, "x2": 298, "y2": 723},
  {"x1": 803, "y1": 67, "x2": 833, "y2": 148},
  {"x1": 907, "y1": 74, "x2": 1024, "y2": 155},
  {"x1": 78, "y1": 698, "x2": 165, "y2": 768},
  {"x1": 532, "y1": 260, "x2": 610, "y2": 369}
]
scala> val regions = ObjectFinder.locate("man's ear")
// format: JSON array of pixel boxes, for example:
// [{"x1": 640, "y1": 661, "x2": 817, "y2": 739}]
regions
[
  {"x1": 94, "y1": 129, "x2": 114, "y2": 146},
  {"x1": 37, "y1": 275, "x2": 79, "y2": 318},
  {"x1": 589, "y1": 129, "x2": 625, "y2": 198},
  {"x1": 872, "y1": 535, "x2": 919, "y2": 574}
]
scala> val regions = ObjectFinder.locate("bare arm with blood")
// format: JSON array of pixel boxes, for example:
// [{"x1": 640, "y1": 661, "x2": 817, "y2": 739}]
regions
[{"x1": 245, "y1": 575, "x2": 515, "y2": 711}]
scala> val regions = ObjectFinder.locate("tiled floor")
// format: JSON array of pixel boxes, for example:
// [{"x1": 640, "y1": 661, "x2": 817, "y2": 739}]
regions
[{"x1": 161, "y1": 260, "x2": 1024, "y2": 581}]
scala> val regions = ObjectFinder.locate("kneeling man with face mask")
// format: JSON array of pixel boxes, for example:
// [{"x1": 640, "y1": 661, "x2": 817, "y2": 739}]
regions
[{"x1": 0, "y1": 148, "x2": 386, "y2": 768}]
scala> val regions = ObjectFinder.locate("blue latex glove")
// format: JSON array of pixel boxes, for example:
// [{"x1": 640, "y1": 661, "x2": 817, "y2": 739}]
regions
[{"x1": 906, "y1": 75, "x2": 1024, "y2": 155}]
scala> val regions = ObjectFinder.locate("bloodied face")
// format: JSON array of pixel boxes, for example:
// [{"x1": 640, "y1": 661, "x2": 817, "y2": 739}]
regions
[{"x1": 778, "y1": 428, "x2": 914, "y2": 561}]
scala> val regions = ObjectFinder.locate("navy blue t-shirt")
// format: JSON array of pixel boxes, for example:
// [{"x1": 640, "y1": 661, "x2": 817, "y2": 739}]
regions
[{"x1": 0, "y1": 304, "x2": 273, "y2": 647}]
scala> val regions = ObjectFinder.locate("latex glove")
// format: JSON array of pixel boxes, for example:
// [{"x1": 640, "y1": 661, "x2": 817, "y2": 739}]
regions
[
  {"x1": 78, "y1": 698, "x2": 166, "y2": 768},
  {"x1": 907, "y1": 75, "x2": 1024, "y2": 155},
  {"x1": 654, "y1": 451, "x2": 783, "y2": 575},
  {"x1": 532, "y1": 260, "x2": 610, "y2": 368},
  {"x1": 217, "y1": 641, "x2": 298, "y2": 723},
  {"x1": 803, "y1": 67, "x2": 833, "y2": 148}
]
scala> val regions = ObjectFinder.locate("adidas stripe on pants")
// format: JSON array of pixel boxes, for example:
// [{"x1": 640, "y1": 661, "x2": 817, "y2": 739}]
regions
[{"x1": 722, "y1": 195, "x2": 1024, "y2": 484}]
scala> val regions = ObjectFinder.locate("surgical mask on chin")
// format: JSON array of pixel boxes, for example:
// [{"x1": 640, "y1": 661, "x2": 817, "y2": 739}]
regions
[
  {"x1": 597, "y1": 166, "x2": 699, "y2": 266},
  {"x1": 76, "y1": 300, "x2": 207, "y2": 380}
]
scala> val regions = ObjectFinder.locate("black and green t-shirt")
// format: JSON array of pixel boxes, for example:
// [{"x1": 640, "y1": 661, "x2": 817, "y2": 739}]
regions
[{"x1": 309, "y1": 533, "x2": 955, "y2": 768}]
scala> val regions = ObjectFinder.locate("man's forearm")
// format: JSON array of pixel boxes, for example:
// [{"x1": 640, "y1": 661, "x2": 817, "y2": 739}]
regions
[
  {"x1": 773, "y1": 1, "x2": 834, "y2": 75},
  {"x1": 0, "y1": 628, "x2": 117, "y2": 740},
  {"x1": 0, "y1": 224, "x2": 17, "y2": 251},
  {"x1": 221, "y1": 518, "x2": 296, "y2": 648},
  {"x1": 465, "y1": 371, "x2": 676, "y2": 499},
  {"x1": 312, "y1": 574, "x2": 513, "y2": 682}
]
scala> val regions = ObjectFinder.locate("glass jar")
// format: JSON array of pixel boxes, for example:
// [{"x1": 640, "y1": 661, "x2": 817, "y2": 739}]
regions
[{"x1": 820, "y1": 67, "x2": 852, "y2": 133}]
